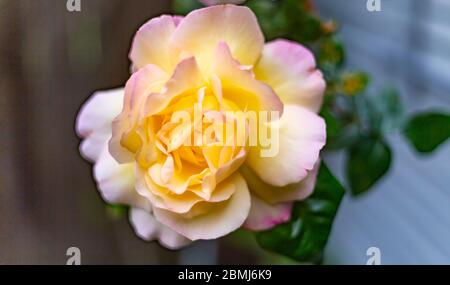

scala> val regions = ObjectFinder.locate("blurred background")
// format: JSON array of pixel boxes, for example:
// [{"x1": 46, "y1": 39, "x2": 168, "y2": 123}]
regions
[{"x1": 0, "y1": 0, "x2": 449, "y2": 264}]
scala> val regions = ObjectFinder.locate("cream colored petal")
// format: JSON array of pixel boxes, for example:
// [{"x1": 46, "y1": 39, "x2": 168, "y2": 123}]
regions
[
  {"x1": 243, "y1": 194, "x2": 292, "y2": 231},
  {"x1": 246, "y1": 104, "x2": 325, "y2": 187},
  {"x1": 153, "y1": 172, "x2": 250, "y2": 240},
  {"x1": 212, "y1": 42, "x2": 283, "y2": 115},
  {"x1": 79, "y1": 131, "x2": 110, "y2": 163},
  {"x1": 143, "y1": 57, "x2": 205, "y2": 117},
  {"x1": 129, "y1": 15, "x2": 182, "y2": 73},
  {"x1": 148, "y1": 159, "x2": 207, "y2": 195},
  {"x1": 109, "y1": 64, "x2": 168, "y2": 164},
  {"x1": 203, "y1": 146, "x2": 247, "y2": 184},
  {"x1": 255, "y1": 39, "x2": 326, "y2": 113},
  {"x1": 94, "y1": 146, "x2": 150, "y2": 211},
  {"x1": 240, "y1": 161, "x2": 319, "y2": 204},
  {"x1": 76, "y1": 88, "x2": 124, "y2": 162},
  {"x1": 170, "y1": 5, "x2": 264, "y2": 71},
  {"x1": 136, "y1": 166, "x2": 203, "y2": 214},
  {"x1": 130, "y1": 207, "x2": 191, "y2": 249}
]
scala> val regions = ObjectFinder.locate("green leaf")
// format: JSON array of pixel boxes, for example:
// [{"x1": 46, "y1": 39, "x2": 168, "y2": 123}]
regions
[
  {"x1": 328, "y1": 123, "x2": 361, "y2": 150},
  {"x1": 321, "y1": 107, "x2": 344, "y2": 144},
  {"x1": 404, "y1": 112, "x2": 450, "y2": 153},
  {"x1": 321, "y1": 107, "x2": 359, "y2": 150},
  {"x1": 255, "y1": 162, "x2": 345, "y2": 264},
  {"x1": 347, "y1": 137, "x2": 392, "y2": 196}
]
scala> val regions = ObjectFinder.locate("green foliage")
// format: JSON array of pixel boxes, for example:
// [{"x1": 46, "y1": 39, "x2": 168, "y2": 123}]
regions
[
  {"x1": 371, "y1": 88, "x2": 405, "y2": 133},
  {"x1": 247, "y1": 0, "x2": 326, "y2": 43},
  {"x1": 347, "y1": 137, "x2": 392, "y2": 196},
  {"x1": 318, "y1": 37, "x2": 345, "y2": 71},
  {"x1": 404, "y1": 112, "x2": 450, "y2": 153},
  {"x1": 170, "y1": 0, "x2": 449, "y2": 263},
  {"x1": 320, "y1": 104, "x2": 359, "y2": 150},
  {"x1": 256, "y1": 163, "x2": 345, "y2": 264},
  {"x1": 172, "y1": 0, "x2": 204, "y2": 15},
  {"x1": 339, "y1": 72, "x2": 370, "y2": 96},
  {"x1": 106, "y1": 204, "x2": 129, "y2": 219}
]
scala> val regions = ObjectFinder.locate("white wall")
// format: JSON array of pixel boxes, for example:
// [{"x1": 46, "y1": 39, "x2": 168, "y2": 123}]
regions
[{"x1": 315, "y1": 0, "x2": 450, "y2": 264}]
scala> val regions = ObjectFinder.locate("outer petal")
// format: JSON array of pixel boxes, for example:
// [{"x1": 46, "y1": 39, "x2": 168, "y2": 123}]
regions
[
  {"x1": 243, "y1": 194, "x2": 292, "y2": 231},
  {"x1": 94, "y1": 146, "x2": 150, "y2": 210},
  {"x1": 129, "y1": 15, "x2": 182, "y2": 73},
  {"x1": 79, "y1": 131, "x2": 110, "y2": 163},
  {"x1": 240, "y1": 162, "x2": 319, "y2": 204},
  {"x1": 153, "y1": 173, "x2": 250, "y2": 240},
  {"x1": 212, "y1": 42, "x2": 283, "y2": 115},
  {"x1": 170, "y1": 5, "x2": 264, "y2": 70},
  {"x1": 255, "y1": 39, "x2": 326, "y2": 113},
  {"x1": 246, "y1": 104, "x2": 326, "y2": 187},
  {"x1": 76, "y1": 88, "x2": 124, "y2": 162},
  {"x1": 130, "y1": 207, "x2": 191, "y2": 249},
  {"x1": 76, "y1": 89, "x2": 150, "y2": 215}
]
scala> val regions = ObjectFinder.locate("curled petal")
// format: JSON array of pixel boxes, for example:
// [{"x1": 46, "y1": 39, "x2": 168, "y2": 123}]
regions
[
  {"x1": 255, "y1": 39, "x2": 326, "y2": 113},
  {"x1": 171, "y1": 5, "x2": 264, "y2": 71},
  {"x1": 143, "y1": 57, "x2": 204, "y2": 117},
  {"x1": 243, "y1": 194, "x2": 292, "y2": 231},
  {"x1": 136, "y1": 166, "x2": 204, "y2": 214},
  {"x1": 109, "y1": 64, "x2": 168, "y2": 163},
  {"x1": 136, "y1": 165, "x2": 236, "y2": 214},
  {"x1": 153, "y1": 173, "x2": 250, "y2": 240},
  {"x1": 129, "y1": 15, "x2": 183, "y2": 73},
  {"x1": 130, "y1": 207, "x2": 191, "y2": 249},
  {"x1": 212, "y1": 42, "x2": 283, "y2": 116},
  {"x1": 203, "y1": 146, "x2": 247, "y2": 185}
]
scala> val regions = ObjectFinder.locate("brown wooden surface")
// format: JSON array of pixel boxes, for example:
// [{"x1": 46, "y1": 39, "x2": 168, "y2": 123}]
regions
[{"x1": 0, "y1": 0, "x2": 186, "y2": 264}]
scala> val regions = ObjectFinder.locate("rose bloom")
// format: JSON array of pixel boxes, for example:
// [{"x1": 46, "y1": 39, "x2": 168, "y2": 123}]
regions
[{"x1": 76, "y1": 5, "x2": 325, "y2": 249}]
